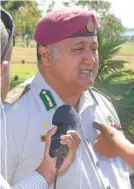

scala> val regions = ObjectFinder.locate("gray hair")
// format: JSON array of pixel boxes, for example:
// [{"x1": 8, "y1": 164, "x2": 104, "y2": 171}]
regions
[{"x1": 37, "y1": 43, "x2": 60, "y2": 64}]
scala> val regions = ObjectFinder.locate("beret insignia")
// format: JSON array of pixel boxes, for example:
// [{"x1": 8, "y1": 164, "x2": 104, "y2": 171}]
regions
[{"x1": 87, "y1": 19, "x2": 94, "y2": 32}]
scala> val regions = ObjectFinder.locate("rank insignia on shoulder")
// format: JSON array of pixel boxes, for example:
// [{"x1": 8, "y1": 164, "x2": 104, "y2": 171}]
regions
[
  {"x1": 39, "y1": 89, "x2": 57, "y2": 111},
  {"x1": 4, "y1": 84, "x2": 30, "y2": 104}
]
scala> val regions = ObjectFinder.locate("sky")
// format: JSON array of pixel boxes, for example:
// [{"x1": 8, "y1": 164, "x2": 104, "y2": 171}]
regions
[
  {"x1": 38, "y1": 0, "x2": 134, "y2": 29},
  {"x1": 109, "y1": 0, "x2": 134, "y2": 28}
]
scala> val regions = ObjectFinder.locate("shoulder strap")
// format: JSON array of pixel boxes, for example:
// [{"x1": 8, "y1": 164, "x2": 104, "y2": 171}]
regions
[{"x1": 4, "y1": 84, "x2": 30, "y2": 104}]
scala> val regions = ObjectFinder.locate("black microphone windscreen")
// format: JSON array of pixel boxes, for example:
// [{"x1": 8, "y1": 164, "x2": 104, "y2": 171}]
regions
[{"x1": 52, "y1": 105, "x2": 79, "y2": 129}]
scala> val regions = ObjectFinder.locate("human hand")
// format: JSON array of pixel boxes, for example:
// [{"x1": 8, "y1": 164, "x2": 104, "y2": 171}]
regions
[
  {"x1": 93, "y1": 122, "x2": 126, "y2": 158},
  {"x1": 36, "y1": 127, "x2": 80, "y2": 184},
  {"x1": 59, "y1": 130, "x2": 81, "y2": 175}
]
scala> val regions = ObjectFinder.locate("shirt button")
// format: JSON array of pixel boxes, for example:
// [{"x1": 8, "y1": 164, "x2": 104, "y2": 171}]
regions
[
  {"x1": 96, "y1": 161, "x2": 100, "y2": 167},
  {"x1": 107, "y1": 186, "x2": 111, "y2": 189}
]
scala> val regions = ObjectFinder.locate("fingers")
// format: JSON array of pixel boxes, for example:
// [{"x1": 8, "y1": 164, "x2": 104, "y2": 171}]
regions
[
  {"x1": 60, "y1": 131, "x2": 81, "y2": 148},
  {"x1": 45, "y1": 126, "x2": 57, "y2": 155},
  {"x1": 92, "y1": 121, "x2": 103, "y2": 132},
  {"x1": 60, "y1": 131, "x2": 81, "y2": 161},
  {"x1": 67, "y1": 130, "x2": 81, "y2": 146},
  {"x1": 47, "y1": 126, "x2": 57, "y2": 137},
  {"x1": 93, "y1": 121, "x2": 118, "y2": 135},
  {"x1": 58, "y1": 131, "x2": 80, "y2": 175}
]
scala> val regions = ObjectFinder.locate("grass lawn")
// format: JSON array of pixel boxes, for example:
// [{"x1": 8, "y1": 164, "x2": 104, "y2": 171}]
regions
[
  {"x1": 118, "y1": 44, "x2": 134, "y2": 55},
  {"x1": 10, "y1": 64, "x2": 37, "y2": 89},
  {"x1": 112, "y1": 43, "x2": 134, "y2": 70},
  {"x1": 10, "y1": 47, "x2": 37, "y2": 89}
]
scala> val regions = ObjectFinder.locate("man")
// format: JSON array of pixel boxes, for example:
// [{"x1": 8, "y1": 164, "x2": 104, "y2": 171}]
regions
[
  {"x1": 2, "y1": 9, "x2": 133, "y2": 188},
  {"x1": 93, "y1": 122, "x2": 134, "y2": 169},
  {"x1": 1, "y1": 9, "x2": 80, "y2": 188}
]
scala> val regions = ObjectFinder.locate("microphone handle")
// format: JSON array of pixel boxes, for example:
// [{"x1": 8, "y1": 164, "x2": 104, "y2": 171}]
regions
[{"x1": 49, "y1": 124, "x2": 71, "y2": 158}]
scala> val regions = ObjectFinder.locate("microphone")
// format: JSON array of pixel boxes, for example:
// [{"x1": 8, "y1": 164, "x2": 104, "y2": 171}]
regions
[{"x1": 49, "y1": 105, "x2": 79, "y2": 166}]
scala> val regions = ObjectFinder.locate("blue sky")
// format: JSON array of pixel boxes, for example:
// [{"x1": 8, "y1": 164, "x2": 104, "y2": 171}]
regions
[{"x1": 38, "y1": 0, "x2": 134, "y2": 28}]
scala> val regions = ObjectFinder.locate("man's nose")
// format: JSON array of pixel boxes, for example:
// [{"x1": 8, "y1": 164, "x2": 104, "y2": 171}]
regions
[{"x1": 83, "y1": 49, "x2": 96, "y2": 64}]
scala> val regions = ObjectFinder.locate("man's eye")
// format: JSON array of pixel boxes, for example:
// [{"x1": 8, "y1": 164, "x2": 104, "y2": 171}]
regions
[
  {"x1": 74, "y1": 48, "x2": 84, "y2": 51},
  {"x1": 91, "y1": 48, "x2": 98, "y2": 54}
]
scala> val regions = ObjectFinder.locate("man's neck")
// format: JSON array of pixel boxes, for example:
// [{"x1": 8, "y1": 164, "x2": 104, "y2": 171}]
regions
[
  {"x1": 41, "y1": 72, "x2": 81, "y2": 111},
  {"x1": 49, "y1": 82, "x2": 81, "y2": 110}
]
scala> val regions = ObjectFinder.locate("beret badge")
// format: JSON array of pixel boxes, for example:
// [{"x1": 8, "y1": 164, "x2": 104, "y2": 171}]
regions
[{"x1": 87, "y1": 19, "x2": 94, "y2": 32}]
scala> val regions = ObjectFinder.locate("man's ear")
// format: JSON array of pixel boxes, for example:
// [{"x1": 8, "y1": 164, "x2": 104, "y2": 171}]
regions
[{"x1": 38, "y1": 45, "x2": 51, "y2": 66}]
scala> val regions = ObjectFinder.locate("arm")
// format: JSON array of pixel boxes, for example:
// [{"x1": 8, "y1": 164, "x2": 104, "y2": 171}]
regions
[
  {"x1": 12, "y1": 171, "x2": 48, "y2": 189},
  {"x1": 12, "y1": 126, "x2": 80, "y2": 189},
  {"x1": 93, "y1": 122, "x2": 134, "y2": 169},
  {"x1": 113, "y1": 137, "x2": 134, "y2": 169}
]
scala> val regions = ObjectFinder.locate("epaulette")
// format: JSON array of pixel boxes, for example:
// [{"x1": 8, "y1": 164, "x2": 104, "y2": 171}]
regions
[
  {"x1": 90, "y1": 87, "x2": 111, "y2": 101},
  {"x1": 4, "y1": 84, "x2": 30, "y2": 104},
  {"x1": 4, "y1": 76, "x2": 34, "y2": 104}
]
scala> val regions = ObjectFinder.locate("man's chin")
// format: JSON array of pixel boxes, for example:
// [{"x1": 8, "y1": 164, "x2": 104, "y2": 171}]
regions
[
  {"x1": 77, "y1": 82, "x2": 94, "y2": 93},
  {"x1": 81, "y1": 79, "x2": 94, "y2": 88}
]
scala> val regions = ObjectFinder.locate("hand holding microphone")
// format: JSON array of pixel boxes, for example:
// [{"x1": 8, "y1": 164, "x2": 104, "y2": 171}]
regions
[
  {"x1": 37, "y1": 105, "x2": 81, "y2": 185},
  {"x1": 59, "y1": 129, "x2": 80, "y2": 175},
  {"x1": 49, "y1": 105, "x2": 81, "y2": 169}
]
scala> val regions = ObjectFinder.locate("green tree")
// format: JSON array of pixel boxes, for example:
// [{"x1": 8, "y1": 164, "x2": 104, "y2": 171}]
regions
[
  {"x1": 75, "y1": 0, "x2": 111, "y2": 17},
  {"x1": 101, "y1": 14, "x2": 125, "y2": 38},
  {"x1": 96, "y1": 29, "x2": 128, "y2": 84},
  {"x1": 1, "y1": 1, "x2": 42, "y2": 46},
  {"x1": 63, "y1": 0, "x2": 111, "y2": 17},
  {"x1": 63, "y1": 0, "x2": 124, "y2": 36},
  {"x1": 94, "y1": 29, "x2": 134, "y2": 140}
]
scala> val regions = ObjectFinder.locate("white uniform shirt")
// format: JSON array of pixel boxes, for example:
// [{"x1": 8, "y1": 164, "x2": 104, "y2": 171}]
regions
[
  {"x1": 0, "y1": 174, "x2": 10, "y2": 189},
  {"x1": 1, "y1": 72, "x2": 132, "y2": 189}
]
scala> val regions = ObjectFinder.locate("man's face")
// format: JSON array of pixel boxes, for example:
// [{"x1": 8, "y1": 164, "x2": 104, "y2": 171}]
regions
[{"x1": 44, "y1": 36, "x2": 99, "y2": 91}]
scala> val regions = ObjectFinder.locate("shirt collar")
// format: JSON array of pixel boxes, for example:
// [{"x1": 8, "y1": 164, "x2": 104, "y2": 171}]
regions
[
  {"x1": 78, "y1": 90, "x2": 96, "y2": 115},
  {"x1": 30, "y1": 72, "x2": 64, "y2": 108},
  {"x1": 31, "y1": 72, "x2": 96, "y2": 112}
]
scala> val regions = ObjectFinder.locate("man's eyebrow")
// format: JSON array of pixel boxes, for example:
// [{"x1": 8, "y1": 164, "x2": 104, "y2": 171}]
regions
[
  {"x1": 74, "y1": 41, "x2": 85, "y2": 46},
  {"x1": 92, "y1": 41, "x2": 98, "y2": 46},
  {"x1": 74, "y1": 41, "x2": 98, "y2": 46}
]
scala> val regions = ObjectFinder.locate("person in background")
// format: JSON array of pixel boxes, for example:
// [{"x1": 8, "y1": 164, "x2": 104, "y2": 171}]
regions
[{"x1": 0, "y1": 8, "x2": 80, "y2": 189}]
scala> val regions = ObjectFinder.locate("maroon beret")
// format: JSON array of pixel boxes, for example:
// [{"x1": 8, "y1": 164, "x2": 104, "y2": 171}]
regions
[{"x1": 34, "y1": 9, "x2": 98, "y2": 45}]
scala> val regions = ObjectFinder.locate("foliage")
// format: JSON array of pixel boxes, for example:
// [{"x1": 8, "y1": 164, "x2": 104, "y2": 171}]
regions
[
  {"x1": 63, "y1": 0, "x2": 124, "y2": 36},
  {"x1": 1, "y1": 1, "x2": 24, "y2": 10},
  {"x1": 98, "y1": 77, "x2": 134, "y2": 142},
  {"x1": 46, "y1": 1, "x2": 55, "y2": 13},
  {"x1": 1, "y1": 1, "x2": 42, "y2": 38},
  {"x1": 101, "y1": 14, "x2": 125, "y2": 38},
  {"x1": 96, "y1": 29, "x2": 128, "y2": 84},
  {"x1": 10, "y1": 64, "x2": 37, "y2": 89},
  {"x1": 75, "y1": 0, "x2": 111, "y2": 17}
]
